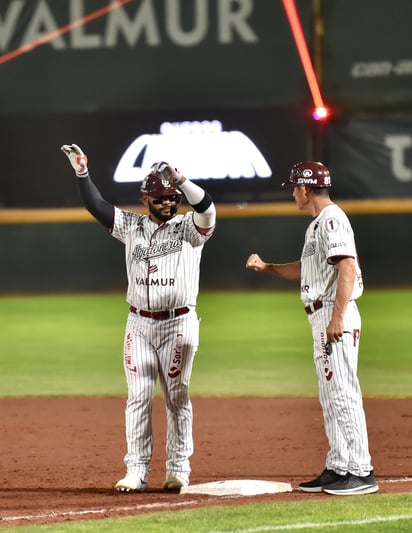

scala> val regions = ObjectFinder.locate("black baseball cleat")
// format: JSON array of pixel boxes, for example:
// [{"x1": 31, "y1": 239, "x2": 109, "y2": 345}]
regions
[
  {"x1": 299, "y1": 469, "x2": 347, "y2": 493},
  {"x1": 323, "y1": 470, "x2": 379, "y2": 496}
]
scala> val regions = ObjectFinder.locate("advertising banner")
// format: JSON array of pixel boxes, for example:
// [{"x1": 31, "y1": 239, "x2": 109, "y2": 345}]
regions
[
  {"x1": 3, "y1": 111, "x2": 412, "y2": 208},
  {"x1": 323, "y1": 116, "x2": 412, "y2": 198},
  {"x1": 323, "y1": 0, "x2": 412, "y2": 111},
  {"x1": 0, "y1": 0, "x2": 310, "y2": 113},
  {"x1": 0, "y1": 106, "x2": 310, "y2": 207},
  {"x1": 1, "y1": 1, "x2": 411, "y2": 115}
]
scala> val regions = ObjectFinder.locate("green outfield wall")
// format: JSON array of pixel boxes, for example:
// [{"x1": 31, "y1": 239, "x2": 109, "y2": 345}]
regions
[{"x1": 1, "y1": 211, "x2": 411, "y2": 293}]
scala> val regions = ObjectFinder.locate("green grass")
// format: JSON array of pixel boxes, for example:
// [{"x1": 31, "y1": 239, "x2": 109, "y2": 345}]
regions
[
  {"x1": 1, "y1": 290, "x2": 411, "y2": 532},
  {"x1": 1, "y1": 294, "x2": 126, "y2": 396},
  {"x1": 0, "y1": 290, "x2": 411, "y2": 397},
  {"x1": 355, "y1": 291, "x2": 412, "y2": 396},
  {"x1": 4, "y1": 493, "x2": 412, "y2": 532}
]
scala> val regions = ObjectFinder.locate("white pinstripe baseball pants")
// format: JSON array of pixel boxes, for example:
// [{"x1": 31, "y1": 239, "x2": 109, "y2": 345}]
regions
[
  {"x1": 121, "y1": 310, "x2": 200, "y2": 483},
  {"x1": 308, "y1": 301, "x2": 373, "y2": 477}
]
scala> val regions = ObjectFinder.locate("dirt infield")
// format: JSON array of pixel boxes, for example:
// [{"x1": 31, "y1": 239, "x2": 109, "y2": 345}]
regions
[{"x1": 0, "y1": 397, "x2": 411, "y2": 528}]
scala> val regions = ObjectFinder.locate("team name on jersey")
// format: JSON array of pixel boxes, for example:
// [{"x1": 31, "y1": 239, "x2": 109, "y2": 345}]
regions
[
  {"x1": 132, "y1": 239, "x2": 183, "y2": 262},
  {"x1": 136, "y1": 278, "x2": 176, "y2": 286}
]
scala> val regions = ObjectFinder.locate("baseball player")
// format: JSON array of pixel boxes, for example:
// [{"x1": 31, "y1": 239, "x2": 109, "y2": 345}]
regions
[
  {"x1": 61, "y1": 144, "x2": 216, "y2": 492},
  {"x1": 246, "y1": 161, "x2": 378, "y2": 496}
]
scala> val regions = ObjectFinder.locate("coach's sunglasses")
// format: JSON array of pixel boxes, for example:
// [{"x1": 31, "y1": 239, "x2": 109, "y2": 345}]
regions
[{"x1": 151, "y1": 195, "x2": 181, "y2": 205}]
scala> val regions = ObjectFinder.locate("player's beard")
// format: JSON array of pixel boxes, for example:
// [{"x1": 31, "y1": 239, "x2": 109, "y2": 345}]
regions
[{"x1": 148, "y1": 201, "x2": 178, "y2": 222}]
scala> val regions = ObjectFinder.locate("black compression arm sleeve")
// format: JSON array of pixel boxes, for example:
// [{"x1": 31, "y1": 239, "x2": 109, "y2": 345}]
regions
[
  {"x1": 191, "y1": 191, "x2": 213, "y2": 213},
  {"x1": 78, "y1": 175, "x2": 114, "y2": 229}
]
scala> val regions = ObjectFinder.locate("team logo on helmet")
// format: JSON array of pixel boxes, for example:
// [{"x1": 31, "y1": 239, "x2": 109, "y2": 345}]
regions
[
  {"x1": 140, "y1": 172, "x2": 181, "y2": 196},
  {"x1": 302, "y1": 169, "x2": 313, "y2": 177}
]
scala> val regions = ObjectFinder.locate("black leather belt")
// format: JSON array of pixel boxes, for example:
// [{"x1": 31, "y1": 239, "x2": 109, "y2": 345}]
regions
[
  {"x1": 304, "y1": 301, "x2": 323, "y2": 315},
  {"x1": 129, "y1": 306, "x2": 190, "y2": 320}
]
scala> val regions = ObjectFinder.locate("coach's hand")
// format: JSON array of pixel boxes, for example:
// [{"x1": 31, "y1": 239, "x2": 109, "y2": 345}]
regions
[
  {"x1": 246, "y1": 253, "x2": 266, "y2": 272},
  {"x1": 61, "y1": 144, "x2": 89, "y2": 177}
]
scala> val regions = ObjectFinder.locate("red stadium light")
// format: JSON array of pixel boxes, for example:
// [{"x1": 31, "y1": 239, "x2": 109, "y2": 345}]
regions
[
  {"x1": 281, "y1": 0, "x2": 330, "y2": 121},
  {"x1": 312, "y1": 106, "x2": 329, "y2": 121}
]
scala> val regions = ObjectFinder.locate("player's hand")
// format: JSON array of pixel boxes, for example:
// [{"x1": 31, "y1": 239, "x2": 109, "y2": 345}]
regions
[
  {"x1": 246, "y1": 253, "x2": 265, "y2": 272},
  {"x1": 326, "y1": 317, "x2": 345, "y2": 342},
  {"x1": 151, "y1": 161, "x2": 185, "y2": 185},
  {"x1": 61, "y1": 144, "x2": 89, "y2": 177}
]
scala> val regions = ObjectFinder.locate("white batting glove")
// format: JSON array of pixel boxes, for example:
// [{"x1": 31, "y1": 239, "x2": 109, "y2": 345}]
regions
[
  {"x1": 61, "y1": 144, "x2": 89, "y2": 177},
  {"x1": 151, "y1": 161, "x2": 185, "y2": 185}
]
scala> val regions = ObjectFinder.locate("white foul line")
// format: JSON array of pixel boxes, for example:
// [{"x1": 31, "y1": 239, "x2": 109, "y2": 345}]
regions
[
  {"x1": 2, "y1": 477, "x2": 412, "y2": 525},
  {"x1": 1, "y1": 499, "x2": 201, "y2": 523},
  {"x1": 207, "y1": 514, "x2": 412, "y2": 533},
  {"x1": 381, "y1": 476, "x2": 412, "y2": 483}
]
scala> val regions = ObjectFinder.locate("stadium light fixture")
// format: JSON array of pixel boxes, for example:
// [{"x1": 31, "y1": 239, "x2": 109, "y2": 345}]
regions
[{"x1": 281, "y1": 0, "x2": 329, "y2": 121}]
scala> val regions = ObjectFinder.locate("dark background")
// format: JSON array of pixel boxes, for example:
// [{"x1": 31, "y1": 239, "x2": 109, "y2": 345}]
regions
[{"x1": 1, "y1": 0, "x2": 411, "y2": 291}]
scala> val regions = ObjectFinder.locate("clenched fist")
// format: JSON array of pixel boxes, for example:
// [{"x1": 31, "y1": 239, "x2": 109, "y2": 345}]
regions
[{"x1": 246, "y1": 253, "x2": 266, "y2": 272}]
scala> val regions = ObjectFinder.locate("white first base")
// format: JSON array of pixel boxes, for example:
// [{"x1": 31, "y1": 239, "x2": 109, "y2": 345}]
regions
[{"x1": 180, "y1": 479, "x2": 292, "y2": 497}]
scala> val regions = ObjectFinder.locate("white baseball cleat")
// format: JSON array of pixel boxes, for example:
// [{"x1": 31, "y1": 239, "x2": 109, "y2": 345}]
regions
[
  {"x1": 163, "y1": 474, "x2": 189, "y2": 491},
  {"x1": 115, "y1": 473, "x2": 148, "y2": 493}
]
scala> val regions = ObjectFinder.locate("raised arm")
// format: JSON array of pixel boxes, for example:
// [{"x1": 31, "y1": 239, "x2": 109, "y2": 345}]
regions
[
  {"x1": 150, "y1": 162, "x2": 216, "y2": 234},
  {"x1": 61, "y1": 144, "x2": 114, "y2": 229}
]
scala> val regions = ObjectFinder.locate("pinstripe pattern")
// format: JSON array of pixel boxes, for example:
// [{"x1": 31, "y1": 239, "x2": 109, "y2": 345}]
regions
[
  {"x1": 112, "y1": 208, "x2": 208, "y2": 310},
  {"x1": 302, "y1": 204, "x2": 373, "y2": 477},
  {"x1": 309, "y1": 302, "x2": 372, "y2": 476},
  {"x1": 111, "y1": 206, "x2": 213, "y2": 484},
  {"x1": 300, "y1": 204, "x2": 363, "y2": 304}
]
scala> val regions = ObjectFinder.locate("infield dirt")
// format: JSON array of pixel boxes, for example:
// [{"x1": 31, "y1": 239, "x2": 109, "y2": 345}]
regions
[{"x1": 0, "y1": 397, "x2": 411, "y2": 528}]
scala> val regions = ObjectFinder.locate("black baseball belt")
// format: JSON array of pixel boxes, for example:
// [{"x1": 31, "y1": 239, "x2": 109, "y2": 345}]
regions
[
  {"x1": 304, "y1": 301, "x2": 323, "y2": 315},
  {"x1": 129, "y1": 306, "x2": 190, "y2": 320}
]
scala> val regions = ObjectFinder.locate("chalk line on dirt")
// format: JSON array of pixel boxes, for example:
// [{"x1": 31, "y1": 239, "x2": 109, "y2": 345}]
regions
[
  {"x1": 1, "y1": 499, "x2": 201, "y2": 523},
  {"x1": 2, "y1": 477, "x2": 411, "y2": 524}
]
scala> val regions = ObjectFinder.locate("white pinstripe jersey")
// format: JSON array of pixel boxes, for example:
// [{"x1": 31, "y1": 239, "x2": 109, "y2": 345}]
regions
[
  {"x1": 111, "y1": 207, "x2": 213, "y2": 310},
  {"x1": 300, "y1": 203, "x2": 363, "y2": 305}
]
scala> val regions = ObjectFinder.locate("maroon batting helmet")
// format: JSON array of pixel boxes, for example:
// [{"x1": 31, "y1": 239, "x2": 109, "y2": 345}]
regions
[
  {"x1": 282, "y1": 161, "x2": 331, "y2": 188},
  {"x1": 140, "y1": 173, "x2": 182, "y2": 197}
]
